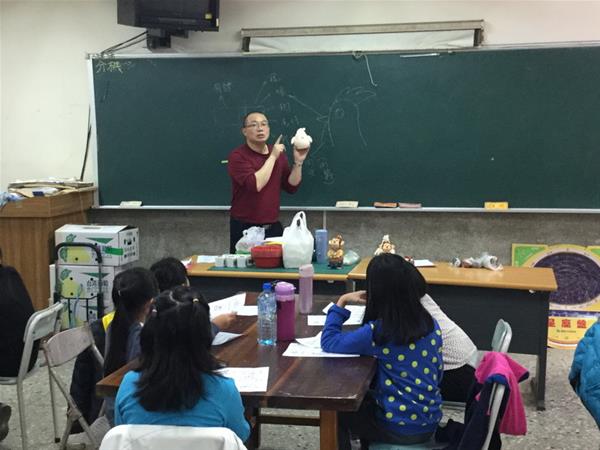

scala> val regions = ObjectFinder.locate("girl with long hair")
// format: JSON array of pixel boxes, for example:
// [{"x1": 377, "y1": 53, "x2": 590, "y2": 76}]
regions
[{"x1": 321, "y1": 253, "x2": 444, "y2": 449}]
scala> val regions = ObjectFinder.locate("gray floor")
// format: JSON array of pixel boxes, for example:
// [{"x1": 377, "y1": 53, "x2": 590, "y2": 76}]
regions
[{"x1": 0, "y1": 348, "x2": 598, "y2": 449}]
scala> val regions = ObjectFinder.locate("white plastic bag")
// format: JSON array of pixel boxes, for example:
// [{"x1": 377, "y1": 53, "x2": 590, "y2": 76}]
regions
[
  {"x1": 235, "y1": 226, "x2": 265, "y2": 254},
  {"x1": 282, "y1": 211, "x2": 314, "y2": 268}
]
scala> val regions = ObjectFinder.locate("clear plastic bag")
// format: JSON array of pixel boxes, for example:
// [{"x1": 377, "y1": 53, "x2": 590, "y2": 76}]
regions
[{"x1": 235, "y1": 226, "x2": 265, "y2": 254}]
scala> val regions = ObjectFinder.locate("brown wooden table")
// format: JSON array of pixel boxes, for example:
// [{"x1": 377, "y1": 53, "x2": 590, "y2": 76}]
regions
[
  {"x1": 349, "y1": 258, "x2": 557, "y2": 411},
  {"x1": 97, "y1": 293, "x2": 377, "y2": 449}
]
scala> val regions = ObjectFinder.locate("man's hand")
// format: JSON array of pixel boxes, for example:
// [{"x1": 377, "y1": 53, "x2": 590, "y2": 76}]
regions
[
  {"x1": 293, "y1": 145, "x2": 310, "y2": 165},
  {"x1": 212, "y1": 312, "x2": 237, "y2": 330},
  {"x1": 336, "y1": 290, "x2": 367, "y2": 308},
  {"x1": 271, "y1": 134, "x2": 285, "y2": 160}
]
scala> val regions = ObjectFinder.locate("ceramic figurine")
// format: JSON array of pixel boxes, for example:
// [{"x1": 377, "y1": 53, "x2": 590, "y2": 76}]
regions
[
  {"x1": 327, "y1": 234, "x2": 345, "y2": 268},
  {"x1": 374, "y1": 234, "x2": 396, "y2": 256},
  {"x1": 291, "y1": 128, "x2": 313, "y2": 150}
]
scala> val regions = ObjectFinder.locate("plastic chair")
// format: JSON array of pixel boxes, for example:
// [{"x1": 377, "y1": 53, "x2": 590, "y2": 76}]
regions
[
  {"x1": 370, "y1": 381, "x2": 507, "y2": 450},
  {"x1": 0, "y1": 302, "x2": 63, "y2": 450},
  {"x1": 42, "y1": 323, "x2": 105, "y2": 449},
  {"x1": 100, "y1": 425, "x2": 248, "y2": 450},
  {"x1": 491, "y1": 319, "x2": 512, "y2": 353}
]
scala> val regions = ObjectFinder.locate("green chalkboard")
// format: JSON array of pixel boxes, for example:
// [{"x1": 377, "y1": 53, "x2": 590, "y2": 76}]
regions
[{"x1": 92, "y1": 47, "x2": 600, "y2": 208}]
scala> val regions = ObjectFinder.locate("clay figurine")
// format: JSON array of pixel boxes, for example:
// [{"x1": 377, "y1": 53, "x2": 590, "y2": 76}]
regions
[
  {"x1": 291, "y1": 127, "x2": 313, "y2": 150},
  {"x1": 374, "y1": 234, "x2": 396, "y2": 256},
  {"x1": 327, "y1": 234, "x2": 345, "y2": 268}
]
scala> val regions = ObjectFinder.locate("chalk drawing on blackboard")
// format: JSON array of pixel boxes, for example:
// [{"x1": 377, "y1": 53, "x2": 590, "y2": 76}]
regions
[
  {"x1": 95, "y1": 60, "x2": 133, "y2": 74},
  {"x1": 211, "y1": 72, "x2": 375, "y2": 185}
]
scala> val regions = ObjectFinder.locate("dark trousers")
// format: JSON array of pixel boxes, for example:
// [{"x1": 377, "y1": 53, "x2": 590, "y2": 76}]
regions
[
  {"x1": 337, "y1": 392, "x2": 434, "y2": 450},
  {"x1": 229, "y1": 217, "x2": 284, "y2": 254},
  {"x1": 440, "y1": 364, "x2": 477, "y2": 403}
]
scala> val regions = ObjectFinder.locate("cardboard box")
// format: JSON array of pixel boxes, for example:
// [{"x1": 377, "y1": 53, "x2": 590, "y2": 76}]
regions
[
  {"x1": 55, "y1": 224, "x2": 139, "y2": 266},
  {"x1": 49, "y1": 263, "x2": 126, "y2": 327}
]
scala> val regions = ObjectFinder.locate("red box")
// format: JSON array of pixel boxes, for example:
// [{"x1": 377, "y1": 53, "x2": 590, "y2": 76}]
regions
[{"x1": 251, "y1": 245, "x2": 283, "y2": 268}]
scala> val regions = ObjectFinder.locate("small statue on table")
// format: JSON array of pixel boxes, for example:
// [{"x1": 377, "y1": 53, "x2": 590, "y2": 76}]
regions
[
  {"x1": 374, "y1": 234, "x2": 396, "y2": 256},
  {"x1": 327, "y1": 234, "x2": 345, "y2": 269}
]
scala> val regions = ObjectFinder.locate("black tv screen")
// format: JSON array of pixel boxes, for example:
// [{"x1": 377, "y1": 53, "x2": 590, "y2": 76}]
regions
[{"x1": 118, "y1": 0, "x2": 219, "y2": 31}]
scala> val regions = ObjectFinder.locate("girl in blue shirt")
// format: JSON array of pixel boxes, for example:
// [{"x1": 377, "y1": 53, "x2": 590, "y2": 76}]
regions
[
  {"x1": 321, "y1": 253, "x2": 444, "y2": 449},
  {"x1": 115, "y1": 287, "x2": 250, "y2": 442}
]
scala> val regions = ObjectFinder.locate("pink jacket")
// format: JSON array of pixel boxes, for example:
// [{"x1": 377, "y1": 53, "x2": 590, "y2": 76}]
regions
[{"x1": 475, "y1": 352, "x2": 529, "y2": 435}]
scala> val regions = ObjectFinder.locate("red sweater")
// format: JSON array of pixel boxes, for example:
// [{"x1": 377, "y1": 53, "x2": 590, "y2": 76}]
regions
[{"x1": 228, "y1": 143, "x2": 299, "y2": 223}]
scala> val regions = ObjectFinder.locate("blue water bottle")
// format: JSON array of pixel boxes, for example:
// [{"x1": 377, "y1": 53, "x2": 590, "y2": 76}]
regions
[
  {"x1": 315, "y1": 229, "x2": 328, "y2": 264},
  {"x1": 257, "y1": 282, "x2": 277, "y2": 345}
]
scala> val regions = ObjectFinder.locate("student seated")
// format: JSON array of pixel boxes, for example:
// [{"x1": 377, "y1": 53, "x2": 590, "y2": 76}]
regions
[
  {"x1": 0, "y1": 248, "x2": 38, "y2": 441},
  {"x1": 103, "y1": 267, "x2": 159, "y2": 424},
  {"x1": 150, "y1": 256, "x2": 236, "y2": 332},
  {"x1": 321, "y1": 253, "x2": 444, "y2": 450},
  {"x1": 114, "y1": 287, "x2": 250, "y2": 442},
  {"x1": 415, "y1": 273, "x2": 477, "y2": 402}
]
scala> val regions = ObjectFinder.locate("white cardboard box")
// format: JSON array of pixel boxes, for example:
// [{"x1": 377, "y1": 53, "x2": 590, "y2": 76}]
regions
[
  {"x1": 49, "y1": 263, "x2": 125, "y2": 327},
  {"x1": 55, "y1": 224, "x2": 139, "y2": 266}
]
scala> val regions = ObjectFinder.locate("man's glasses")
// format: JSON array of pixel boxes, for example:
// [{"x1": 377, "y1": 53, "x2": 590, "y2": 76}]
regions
[{"x1": 244, "y1": 121, "x2": 269, "y2": 129}]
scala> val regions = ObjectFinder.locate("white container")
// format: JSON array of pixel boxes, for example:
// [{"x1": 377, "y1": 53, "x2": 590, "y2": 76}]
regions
[
  {"x1": 55, "y1": 224, "x2": 139, "y2": 267},
  {"x1": 214, "y1": 255, "x2": 225, "y2": 267},
  {"x1": 225, "y1": 254, "x2": 237, "y2": 268}
]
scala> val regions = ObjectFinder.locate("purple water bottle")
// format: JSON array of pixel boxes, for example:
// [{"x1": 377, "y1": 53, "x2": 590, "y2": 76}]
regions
[
  {"x1": 275, "y1": 281, "x2": 296, "y2": 341},
  {"x1": 298, "y1": 264, "x2": 314, "y2": 314}
]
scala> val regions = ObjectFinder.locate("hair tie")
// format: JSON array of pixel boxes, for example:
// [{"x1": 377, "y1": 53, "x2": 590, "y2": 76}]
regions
[
  {"x1": 192, "y1": 298, "x2": 199, "y2": 303},
  {"x1": 151, "y1": 307, "x2": 157, "y2": 317}
]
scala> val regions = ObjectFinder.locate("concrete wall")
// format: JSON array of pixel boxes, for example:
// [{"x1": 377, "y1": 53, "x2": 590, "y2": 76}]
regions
[{"x1": 3, "y1": 0, "x2": 600, "y2": 266}]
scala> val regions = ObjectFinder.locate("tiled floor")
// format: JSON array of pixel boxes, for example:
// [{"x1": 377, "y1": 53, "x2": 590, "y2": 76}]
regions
[{"x1": 0, "y1": 348, "x2": 598, "y2": 449}]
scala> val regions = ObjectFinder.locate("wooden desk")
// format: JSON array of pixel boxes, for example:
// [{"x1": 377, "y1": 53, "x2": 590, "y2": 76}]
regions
[
  {"x1": 187, "y1": 261, "x2": 351, "y2": 300},
  {"x1": 348, "y1": 259, "x2": 557, "y2": 411},
  {"x1": 97, "y1": 294, "x2": 376, "y2": 450}
]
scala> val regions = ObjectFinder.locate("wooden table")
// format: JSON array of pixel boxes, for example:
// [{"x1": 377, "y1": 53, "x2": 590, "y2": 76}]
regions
[
  {"x1": 97, "y1": 294, "x2": 377, "y2": 450},
  {"x1": 348, "y1": 258, "x2": 557, "y2": 411},
  {"x1": 187, "y1": 261, "x2": 352, "y2": 300}
]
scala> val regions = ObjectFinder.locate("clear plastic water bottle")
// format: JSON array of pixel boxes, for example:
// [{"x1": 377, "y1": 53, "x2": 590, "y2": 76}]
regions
[{"x1": 257, "y1": 282, "x2": 277, "y2": 345}]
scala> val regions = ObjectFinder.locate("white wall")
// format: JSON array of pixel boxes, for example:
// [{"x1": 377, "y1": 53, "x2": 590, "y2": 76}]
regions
[{"x1": 2, "y1": 0, "x2": 600, "y2": 189}]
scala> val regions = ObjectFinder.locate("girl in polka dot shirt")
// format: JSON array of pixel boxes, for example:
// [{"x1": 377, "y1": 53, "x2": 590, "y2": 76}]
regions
[{"x1": 321, "y1": 253, "x2": 444, "y2": 449}]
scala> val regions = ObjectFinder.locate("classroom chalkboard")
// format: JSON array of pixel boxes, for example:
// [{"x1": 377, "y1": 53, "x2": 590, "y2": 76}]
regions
[{"x1": 92, "y1": 46, "x2": 600, "y2": 208}]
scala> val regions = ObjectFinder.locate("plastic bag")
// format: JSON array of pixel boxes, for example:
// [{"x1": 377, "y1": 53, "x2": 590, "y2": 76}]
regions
[
  {"x1": 343, "y1": 250, "x2": 360, "y2": 266},
  {"x1": 282, "y1": 211, "x2": 314, "y2": 268},
  {"x1": 235, "y1": 226, "x2": 265, "y2": 254}
]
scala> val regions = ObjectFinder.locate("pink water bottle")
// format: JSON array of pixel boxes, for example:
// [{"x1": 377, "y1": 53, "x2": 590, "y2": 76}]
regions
[
  {"x1": 275, "y1": 281, "x2": 296, "y2": 341},
  {"x1": 298, "y1": 264, "x2": 314, "y2": 314}
]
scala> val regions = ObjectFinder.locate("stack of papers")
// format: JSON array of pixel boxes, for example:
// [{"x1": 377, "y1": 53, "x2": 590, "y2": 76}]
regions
[{"x1": 414, "y1": 259, "x2": 435, "y2": 267}]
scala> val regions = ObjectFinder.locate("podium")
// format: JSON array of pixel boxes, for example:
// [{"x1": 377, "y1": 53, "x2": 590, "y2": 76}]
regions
[{"x1": 0, "y1": 189, "x2": 95, "y2": 310}]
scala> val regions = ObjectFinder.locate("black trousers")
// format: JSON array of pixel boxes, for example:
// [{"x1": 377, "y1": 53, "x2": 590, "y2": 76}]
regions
[
  {"x1": 337, "y1": 392, "x2": 434, "y2": 450},
  {"x1": 229, "y1": 217, "x2": 284, "y2": 254},
  {"x1": 440, "y1": 364, "x2": 477, "y2": 403}
]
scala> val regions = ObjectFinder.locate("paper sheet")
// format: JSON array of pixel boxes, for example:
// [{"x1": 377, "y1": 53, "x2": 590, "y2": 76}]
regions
[
  {"x1": 209, "y1": 293, "x2": 246, "y2": 319},
  {"x1": 295, "y1": 331, "x2": 322, "y2": 349},
  {"x1": 212, "y1": 332, "x2": 243, "y2": 346},
  {"x1": 414, "y1": 259, "x2": 435, "y2": 267},
  {"x1": 236, "y1": 305, "x2": 258, "y2": 316},
  {"x1": 218, "y1": 367, "x2": 269, "y2": 392},
  {"x1": 321, "y1": 302, "x2": 365, "y2": 325},
  {"x1": 283, "y1": 342, "x2": 359, "y2": 358},
  {"x1": 307, "y1": 315, "x2": 327, "y2": 326},
  {"x1": 197, "y1": 255, "x2": 218, "y2": 263}
]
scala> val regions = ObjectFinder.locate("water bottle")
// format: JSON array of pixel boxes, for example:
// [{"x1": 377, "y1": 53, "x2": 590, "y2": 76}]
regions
[
  {"x1": 257, "y1": 282, "x2": 277, "y2": 345},
  {"x1": 315, "y1": 229, "x2": 328, "y2": 264},
  {"x1": 298, "y1": 264, "x2": 314, "y2": 314}
]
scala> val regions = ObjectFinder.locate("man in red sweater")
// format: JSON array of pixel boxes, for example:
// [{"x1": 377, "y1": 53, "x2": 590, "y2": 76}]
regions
[{"x1": 228, "y1": 112, "x2": 310, "y2": 253}]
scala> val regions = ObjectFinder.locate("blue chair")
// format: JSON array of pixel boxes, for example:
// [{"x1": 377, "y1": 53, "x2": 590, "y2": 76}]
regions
[{"x1": 370, "y1": 382, "x2": 506, "y2": 450}]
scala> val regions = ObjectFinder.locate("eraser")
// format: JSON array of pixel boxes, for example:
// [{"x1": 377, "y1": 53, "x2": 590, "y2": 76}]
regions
[
  {"x1": 484, "y1": 201, "x2": 509, "y2": 209},
  {"x1": 373, "y1": 202, "x2": 397, "y2": 208}
]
